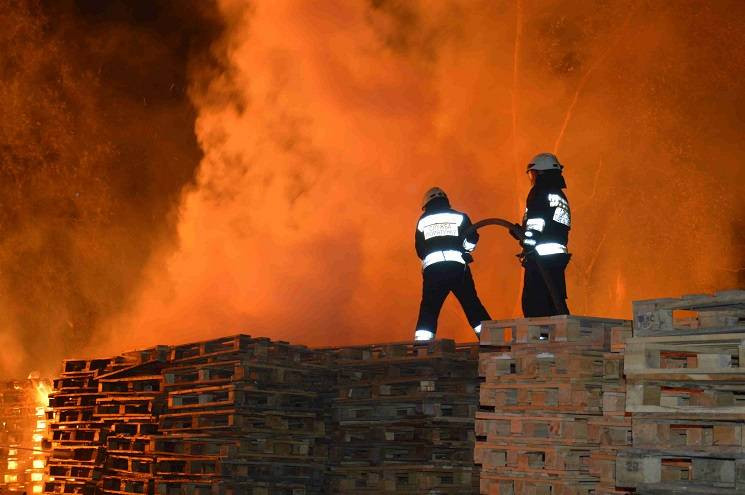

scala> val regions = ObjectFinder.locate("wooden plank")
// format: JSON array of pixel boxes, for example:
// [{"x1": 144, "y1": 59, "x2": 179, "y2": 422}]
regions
[
  {"x1": 480, "y1": 315, "x2": 629, "y2": 348},
  {"x1": 632, "y1": 417, "x2": 745, "y2": 452},
  {"x1": 624, "y1": 333, "x2": 745, "y2": 379},
  {"x1": 616, "y1": 450, "x2": 745, "y2": 490},
  {"x1": 479, "y1": 473, "x2": 597, "y2": 495},
  {"x1": 626, "y1": 379, "x2": 745, "y2": 416},
  {"x1": 480, "y1": 381, "x2": 603, "y2": 414},
  {"x1": 633, "y1": 291, "x2": 745, "y2": 336}
]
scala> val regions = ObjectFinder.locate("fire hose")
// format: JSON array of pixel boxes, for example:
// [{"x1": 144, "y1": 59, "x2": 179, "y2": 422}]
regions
[{"x1": 465, "y1": 217, "x2": 565, "y2": 315}]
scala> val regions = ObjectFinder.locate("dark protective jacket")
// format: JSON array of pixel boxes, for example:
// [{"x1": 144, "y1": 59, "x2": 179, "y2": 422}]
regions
[
  {"x1": 521, "y1": 173, "x2": 570, "y2": 255},
  {"x1": 415, "y1": 197, "x2": 479, "y2": 269}
]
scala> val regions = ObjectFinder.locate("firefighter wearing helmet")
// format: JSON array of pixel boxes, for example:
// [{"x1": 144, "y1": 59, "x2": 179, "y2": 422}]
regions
[
  {"x1": 517, "y1": 152, "x2": 571, "y2": 316},
  {"x1": 413, "y1": 187, "x2": 491, "y2": 341}
]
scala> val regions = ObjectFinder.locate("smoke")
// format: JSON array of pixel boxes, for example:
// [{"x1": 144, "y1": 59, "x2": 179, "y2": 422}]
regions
[
  {"x1": 3, "y1": 1, "x2": 745, "y2": 370},
  {"x1": 0, "y1": 0, "x2": 224, "y2": 375},
  {"x1": 97, "y1": 0, "x2": 745, "y2": 354}
]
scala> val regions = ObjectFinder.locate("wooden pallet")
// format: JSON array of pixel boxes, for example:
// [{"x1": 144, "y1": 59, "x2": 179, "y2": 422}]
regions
[
  {"x1": 616, "y1": 449, "x2": 745, "y2": 492},
  {"x1": 47, "y1": 445, "x2": 106, "y2": 463},
  {"x1": 63, "y1": 359, "x2": 113, "y2": 375},
  {"x1": 107, "y1": 454, "x2": 155, "y2": 475},
  {"x1": 476, "y1": 412, "x2": 597, "y2": 446},
  {"x1": 633, "y1": 290, "x2": 745, "y2": 336},
  {"x1": 626, "y1": 379, "x2": 745, "y2": 416},
  {"x1": 336, "y1": 398, "x2": 477, "y2": 423},
  {"x1": 52, "y1": 376, "x2": 100, "y2": 392},
  {"x1": 330, "y1": 465, "x2": 478, "y2": 494},
  {"x1": 338, "y1": 376, "x2": 477, "y2": 400},
  {"x1": 479, "y1": 347, "x2": 605, "y2": 383},
  {"x1": 169, "y1": 335, "x2": 329, "y2": 367},
  {"x1": 624, "y1": 332, "x2": 745, "y2": 380},
  {"x1": 480, "y1": 381, "x2": 603, "y2": 414},
  {"x1": 94, "y1": 397, "x2": 160, "y2": 418},
  {"x1": 163, "y1": 360, "x2": 310, "y2": 391},
  {"x1": 166, "y1": 384, "x2": 319, "y2": 412},
  {"x1": 474, "y1": 443, "x2": 595, "y2": 475},
  {"x1": 475, "y1": 412, "x2": 629, "y2": 448},
  {"x1": 159, "y1": 409, "x2": 325, "y2": 434},
  {"x1": 335, "y1": 422, "x2": 472, "y2": 444},
  {"x1": 479, "y1": 473, "x2": 597, "y2": 495},
  {"x1": 325, "y1": 339, "x2": 478, "y2": 362},
  {"x1": 102, "y1": 475, "x2": 152, "y2": 495},
  {"x1": 154, "y1": 479, "x2": 315, "y2": 495},
  {"x1": 480, "y1": 315, "x2": 629, "y2": 348},
  {"x1": 632, "y1": 417, "x2": 745, "y2": 452},
  {"x1": 43, "y1": 478, "x2": 99, "y2": 495},
  {"x1": 334, "y1": 441, "x2": 474, "y2": 466},
  {"x1": 107, "y1": 435, "x2": 153, "y2": 454}
]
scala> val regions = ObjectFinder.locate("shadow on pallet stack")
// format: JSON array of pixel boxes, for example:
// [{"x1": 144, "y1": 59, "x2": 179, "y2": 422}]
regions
[
  {"x1": 154, "y1": 335, "x2": 334, "y2": 495},
  {"x1": 618, "y1": 290, "x2": 745, "y2": 494},
  {"x1": 326, "y1": 340, "x2": 480, "y2": 494},
  {"x1": 99, "y1": 347, "x2": 171, "y2": 495},
  {"x1": 475, "y1": 315, "x2": 632, "y2": 495}
]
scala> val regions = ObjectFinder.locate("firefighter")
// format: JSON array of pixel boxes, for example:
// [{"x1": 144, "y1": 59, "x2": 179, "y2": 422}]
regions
[
  {"x1": 517, "y1": 152, "x2": 571, "y2": 317},
  {"x1": 413, "y1": 187, "x2": 491, "y2": 341}
]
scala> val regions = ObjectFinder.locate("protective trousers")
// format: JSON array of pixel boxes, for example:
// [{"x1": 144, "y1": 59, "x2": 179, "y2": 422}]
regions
[
  {"x1": 415, "y1": 262, "x2": 491, "y2": 337},
  {"x1": 522, "y1": 253, "x2": 570, "y2": 317}
]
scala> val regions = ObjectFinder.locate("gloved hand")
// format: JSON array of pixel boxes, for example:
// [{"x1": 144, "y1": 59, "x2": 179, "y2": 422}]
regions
[
  {"x1": 509, "y1": 223, "x2": 524, "y2": 241},
  {"x1": 517, "y1": 249, "x2": 535, "y2": 267},
  {"x1": 462, "y1": 252, "x2": 474, "y2": 264}
]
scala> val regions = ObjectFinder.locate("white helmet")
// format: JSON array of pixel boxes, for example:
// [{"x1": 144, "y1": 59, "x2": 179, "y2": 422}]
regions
[
  {"x1": 422, "y1": 187, "x2": 447, "y2": 209},
  {"x1": 527, "y1": 152, "x2": 563, "y2": 172}
]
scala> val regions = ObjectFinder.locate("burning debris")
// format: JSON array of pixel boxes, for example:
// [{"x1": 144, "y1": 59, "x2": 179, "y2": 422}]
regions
[{"x1": 0, "y1": 378, "x2": 50, "y2": 494}]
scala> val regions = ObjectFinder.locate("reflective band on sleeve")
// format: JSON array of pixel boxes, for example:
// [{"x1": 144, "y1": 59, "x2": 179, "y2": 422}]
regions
[
  {"x1": 535, "y1": 243, "x2": 568, "y2": 255},
  {"x1": 463, "y1": 239, "x2": 476, "y2": 252},
  {"x1": 422, "y1": 250, "x2": 466, "y2": 269},
  {"x1": 524, "y1": 231, "x2": 533, "y2": 238},
  {"x1": 523, "y1": 239, "x2": 536, "y2": 246},
  {"x1": 548, "y1": 194, "x2": 571, "y2": 226},
  {"x1": 417, "y1": 213, "x2": 464, "y2": 231},
  {"x1": 553, "y1": 205, "x2": 571, "y2": 226},
  {"x1": 526, "y1": 218, "x2": 545, "y2": 232},
  {"x1": 415, "y1": 329, "x2": 435, "y2": 341},
  {"x1": 548, "y1": 194, "x2": 564, "y2": 207}
]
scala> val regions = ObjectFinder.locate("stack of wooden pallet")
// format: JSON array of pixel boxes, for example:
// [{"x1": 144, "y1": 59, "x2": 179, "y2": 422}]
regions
[
  {"x1": 99, "y1": 347, "x2": 171, "y2": 495},
  {"x1": 0, "y1": 379, "x2": 48, "y2": 494},
  {"x1": 618, "y1": 290, "x2": 745, "y2": 494},
  {"x1": 475, "y1": 315, "x2": 631, "y2": 495},
  {"x1": 45, "y1": 358, "x2": 113, "y2": 495},
  {"x1": 154, "y1": 334, "x2": 334, "y2": 495},
  {"x1": 326, "y1": 340, "x2": 480, "y2": 494},
  {"x1": 588, "y1": 326, "x2": 634, "y2": 494}
]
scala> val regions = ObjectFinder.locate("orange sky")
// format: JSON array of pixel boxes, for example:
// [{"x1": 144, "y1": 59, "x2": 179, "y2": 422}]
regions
[{"x1": 95, "y1": 0, "x2": 745, "y2": 355}]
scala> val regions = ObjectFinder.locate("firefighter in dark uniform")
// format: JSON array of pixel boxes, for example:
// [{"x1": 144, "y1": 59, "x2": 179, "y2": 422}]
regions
[
  {"x1": 413, "y1": 187, "x2": 491, "y2": 341},
  {"x1": 517, "y1": 153, "x2": 571, "y2": 317}
]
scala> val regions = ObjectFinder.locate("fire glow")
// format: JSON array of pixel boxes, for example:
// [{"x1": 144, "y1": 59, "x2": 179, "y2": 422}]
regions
[
  {"x1": 103, "y1": 0, "x2": 745, "y2": 352},
  {"x1": 0, "y1": 1, "x2": 744, "y2": 375}
]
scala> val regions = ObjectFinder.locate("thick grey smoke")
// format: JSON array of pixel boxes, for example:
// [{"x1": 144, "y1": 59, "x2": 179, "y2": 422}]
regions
[{"x1": 104, "y1": 0, "x2": 745, "y2": 353}]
